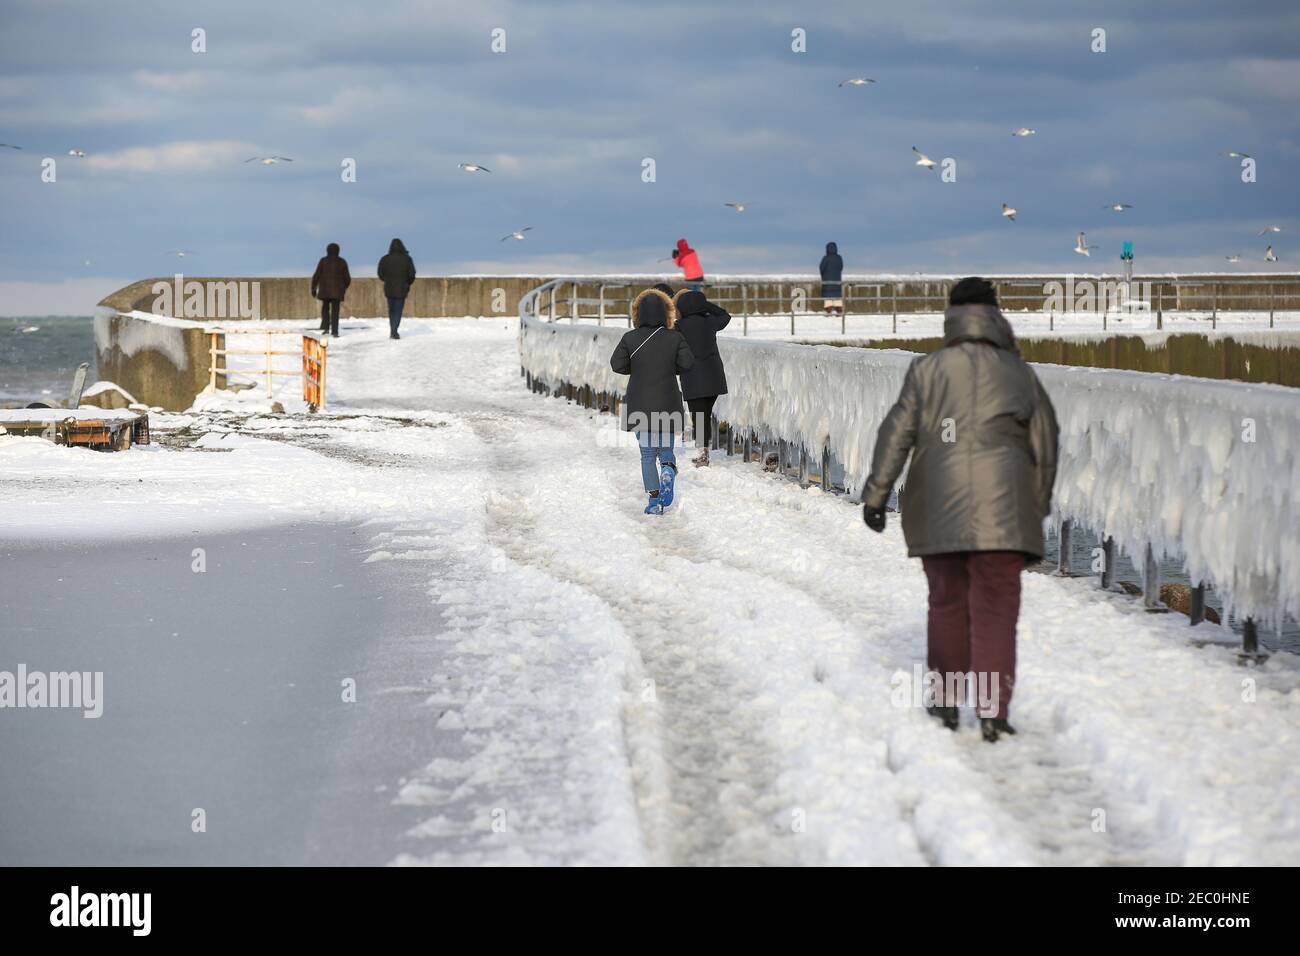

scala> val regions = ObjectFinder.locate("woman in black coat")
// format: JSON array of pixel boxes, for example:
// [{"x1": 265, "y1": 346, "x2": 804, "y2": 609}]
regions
[
  {"x1": 310, "y1": 242, "x2": 351, "y2": 337},
  {"x1": 610, "y1": 288, "x2": 694, "y2": 514},
  {"x1": 672, "y1": 289, "x2": 731, "y2": 466},
  {"x1": 819, "y1": 241, "x2": 844, "y2": 316}
]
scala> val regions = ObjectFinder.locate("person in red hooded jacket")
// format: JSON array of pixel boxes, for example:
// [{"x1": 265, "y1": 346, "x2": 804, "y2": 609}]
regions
[{"x1": 671, "y1": 239, "x2": 704, "y2": 292}]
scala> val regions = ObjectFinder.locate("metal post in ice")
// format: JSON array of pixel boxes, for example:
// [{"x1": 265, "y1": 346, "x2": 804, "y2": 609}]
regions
[
  {"x1": 1189, "y1": 584, "x2": 1206, "y2": 626},
  {"x1": 1056, "y1": 518, "x2": 1072, "y2": 575},
  {"x1": 1100, "y1": 535, "x2": 1116, "y2": 590}
]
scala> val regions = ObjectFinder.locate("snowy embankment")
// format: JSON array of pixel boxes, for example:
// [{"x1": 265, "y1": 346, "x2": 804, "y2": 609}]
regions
[{"x1": 519, "y1": 310, "x2": 1300, "y2": 629}]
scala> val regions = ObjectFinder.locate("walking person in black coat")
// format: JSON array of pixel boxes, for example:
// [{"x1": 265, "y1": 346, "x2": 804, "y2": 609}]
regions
[
  {"x1": 672, "y1": 288, "x2": 731, "y2": 467},
  {"x1": 820, "y1": 241, "x2": 844, "y2": 316},
  {"x1": 377, "y1": 238, "x2": 416, "y2": 339},
  {"x1": 311, "y1": 242, "x2": 351, "y2": 337},
  {"x1": 610, "y1": 288, "x2": 695, "y2": 515}
]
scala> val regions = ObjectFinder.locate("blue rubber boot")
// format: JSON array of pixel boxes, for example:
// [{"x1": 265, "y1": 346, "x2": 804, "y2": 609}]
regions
[
  {"x1": 644, "y1": 492, "x2": 664, "y2": 515},
  {"x1": 658, "y1": 461, "x2": 677, "y2": 508}
]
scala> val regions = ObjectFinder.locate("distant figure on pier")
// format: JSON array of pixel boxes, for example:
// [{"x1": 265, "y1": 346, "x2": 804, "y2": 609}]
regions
[
  {"x1": 311, "y1": 242, "x2": 351, "y2": 338},
  {"x1": 819, "y1": 241, "x2": 844, "y2": 316},
  {"x1": 861, "y1": 277, "x2": 1059, "y2": 743},
  {"x1": 378, "y1": 238, "x2": 416, "y2": 340},
  {"x1": 610, "y1": 288, "x2": 695, "y2": 515},
  {"x1": 671, "y1": 238, "x2": 705, "y2": 292},
  {"x1": 673, "y1": 288, "x2": 731, "y2": 467}
]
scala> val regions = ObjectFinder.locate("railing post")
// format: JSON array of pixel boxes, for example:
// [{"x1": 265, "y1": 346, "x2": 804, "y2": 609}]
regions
[
  {"x1": 743, "y1": 429, "x2": 752, "y2": 462},
  {"x1": 1056, "y1": 518, "x2": 1072, "y2": 575},
  {"x1": 820, "y1": 446, "x2": 831, "y2": 491},
  {"x1": 742, "y1": 284, "x2": 749, "y2": 336},
  {"x1": 798, "y1": 446, "x2": 808, "y2": 486},
  {"x1": 1212, "y1": 282, "x2": 1218, "y2": 329},
  {"x1": 710, "y1": 415, "x2": 720, "y2": 451},
  {"x1": 1269, "y1": 282, "x2": 1274, "y2": 329},
  {"x1": 598, "y1": 284, "x2": 606, "y2": 326},
  {"x1": 265, "y1": 331, "x2": 274, "y2": 399},
  {"x1": 1156, "y1": 282, "x2": 1163, "y2": 330},
  {"x1": 1241, "y1": 617, "x2": 1259, "y2": 659},
  {"x1": 570, "y1": 282, "x2": 578, "y2": 323},
  {"x1": 841, "y1": 287, "x2": 846, "y2": 336},
  {"x1": 891, "y1": 283, "x2": 897, "y2": 334},
  {"x1": 1189, "y1": 584, "x2": 1206, "y2": 626},
  {"x1": 209, "y1": 332, "x2": 218, "y2": 391},
  {"x1": 1100, "y1": 535, "x2": 1116, "y2": 590}
]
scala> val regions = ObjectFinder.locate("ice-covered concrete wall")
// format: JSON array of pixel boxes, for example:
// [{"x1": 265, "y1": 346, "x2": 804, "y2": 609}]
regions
[
  {"x1": 519, "y1": 309, "x2": 1300, "y2": 627},
  {"x1": 93, "y1": 310, "x2": 215, "y2": 412}
]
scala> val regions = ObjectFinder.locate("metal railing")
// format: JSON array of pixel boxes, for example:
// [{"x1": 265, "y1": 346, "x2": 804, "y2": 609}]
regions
[
  {"x1": 207, "y1": 329, "x2": 328, "y2": 407},
  {"x1": 524, "y1": 274, "x2": 1300, "y2": 336}
]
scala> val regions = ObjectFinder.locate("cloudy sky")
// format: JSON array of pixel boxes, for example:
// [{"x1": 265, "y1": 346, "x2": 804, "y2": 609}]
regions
[{"x1": 0, "y1": 0, "x2": 1296, "y2": 314}]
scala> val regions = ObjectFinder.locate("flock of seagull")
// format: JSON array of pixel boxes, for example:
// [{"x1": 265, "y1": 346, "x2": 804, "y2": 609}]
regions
[{"x1": 3, "y1": 77, "x2": 1284, "y2": 266}]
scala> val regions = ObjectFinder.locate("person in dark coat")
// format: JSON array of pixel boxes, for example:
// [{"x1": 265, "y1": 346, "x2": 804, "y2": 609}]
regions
[
  {"x1": 862, "y1": 277, "x2": 1059, "y2": 742},
  {"x1": 377, "y1": 238, "x2": 416, "y2": 339},
  {"x1": 820, "y1": 241, "x2": 844, "y2": 316},
  {"x1": 610, "y1": 288, "x2": 695, "y2": 514},
  {"x1": 672, "y1": 288, "x2": 731, "y2": 466},
  {"x1": 310, "y1": 243, "x2": 351, "y2": 337}
]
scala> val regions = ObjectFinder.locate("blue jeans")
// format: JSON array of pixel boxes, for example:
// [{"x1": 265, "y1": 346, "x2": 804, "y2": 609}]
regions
[
  {"x1": 686, "y1": 281, "x2": 705, "y2": 293},
  {"x1": 387, "y1": 296, "x2": 406, "y2": 335},
  {"x1": 638, "y1": 430, "x2": 676, "y2": 493}
]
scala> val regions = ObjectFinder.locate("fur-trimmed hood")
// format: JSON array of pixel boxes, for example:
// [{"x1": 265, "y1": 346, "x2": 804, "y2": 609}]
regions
[{"x1": 631, "y1": 287, "x2": 678, "y2": 329}]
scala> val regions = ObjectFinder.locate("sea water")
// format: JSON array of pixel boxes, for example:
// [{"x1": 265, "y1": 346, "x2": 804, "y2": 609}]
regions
[{"x1": 0, "y1": 315, "x2": 95, "y2": 406}]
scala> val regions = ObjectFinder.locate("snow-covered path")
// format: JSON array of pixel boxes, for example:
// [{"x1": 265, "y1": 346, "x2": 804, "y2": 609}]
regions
[
  {"x1": 323, "y1": 320, "x2": 1300, "y2": 866},
  {"x1": 4, "y1": 318, "x2": 1298, "y2": 866}
]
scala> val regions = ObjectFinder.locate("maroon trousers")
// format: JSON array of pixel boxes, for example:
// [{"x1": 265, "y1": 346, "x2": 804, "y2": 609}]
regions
[{"x1": 920, "y1": 551, "x2": 1024, "y2": 720}]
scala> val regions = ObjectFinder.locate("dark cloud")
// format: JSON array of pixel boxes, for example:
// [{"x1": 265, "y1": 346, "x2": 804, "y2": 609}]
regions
[{"x1": 0, "y1": 0, "x2": 1295, "y2": 300}]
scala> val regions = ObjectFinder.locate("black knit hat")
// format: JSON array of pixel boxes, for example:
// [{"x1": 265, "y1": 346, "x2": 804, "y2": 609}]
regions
[{"x1": 949, "y1": 276, "x2": 997, "y2": 307}]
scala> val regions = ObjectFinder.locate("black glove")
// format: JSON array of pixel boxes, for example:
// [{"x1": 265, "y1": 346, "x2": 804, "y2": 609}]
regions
[{"x1": 862, "y1": 504, "x2": 886, "y2": 533}]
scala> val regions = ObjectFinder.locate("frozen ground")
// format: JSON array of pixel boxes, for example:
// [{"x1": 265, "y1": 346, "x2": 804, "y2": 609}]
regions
[{"x1": 2, "y1": 317, "x2": 1299, "y2": 866}]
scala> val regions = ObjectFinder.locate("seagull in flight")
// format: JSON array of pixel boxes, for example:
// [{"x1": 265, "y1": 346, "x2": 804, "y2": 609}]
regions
[
  {"x1": 458, "y1": 162, "x2": 491, "y2": 173},
  {"x1": 1221, "y1": 150, "x2": 1252, "y2": 159},
  {"x1": 1258, "y1": 225, "x2": 1282, "y2": 236},
  {"x1": 245, "y1": 156, "x2": 292, "y2": 165},
  {"x1": 1001, "y1": 203, "x2": 1017, "y2": 221},
  {"x1": 499, "y1": 227, "x2": 533, "y2": 242},
  {"x1": 1103, "y1": 202, "x2": 1132, "y2": 212},
  {"x1": 839, "y1": 78, "x2": 875, "y2": 87},
  {"x1": 0, "y1": 143, "x2": 21, "y2": 150},
  {"x1": 724, "y1": 202, "x2": 748, "y2": 213},
  {"x1": 1265, "y1": 245, "x2": 1278, "y2": 262},
  {"x1": 67, "y1": 148, "x2": 86, "y2": 157},
  {"x1": 912, "y1": 146, "x2": 936, "y2": 170},
  {"x1": 1012, "y1": 128, "x2": 1036, "y2": 137},
  {"x1": 1074, "y1": 232, "x2": 1090, "y2": 256},
  {"x1": 165, "y1": 250, "x2": 197, "y2": 258},
  {"x1": 1225, "y1": 254, "x2": 1241, "y2": 263}
]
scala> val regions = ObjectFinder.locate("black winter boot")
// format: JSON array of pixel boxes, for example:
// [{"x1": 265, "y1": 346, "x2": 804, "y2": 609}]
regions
[
  {"x1": 926, "y1": 705, "x2": 959, "y2": 731},
  {"x1": 980, "y1": 717, "x2": 1017, "y2": 743}
]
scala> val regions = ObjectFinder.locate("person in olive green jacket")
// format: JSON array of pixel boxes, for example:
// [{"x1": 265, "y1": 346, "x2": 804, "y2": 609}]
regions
[{"x1": 862, "y1": 277, "x2": 1059, "y2": 742}]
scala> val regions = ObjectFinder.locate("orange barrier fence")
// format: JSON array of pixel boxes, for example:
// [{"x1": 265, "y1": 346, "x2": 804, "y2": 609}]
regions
[{"x1": 303, "y1": 335, "x2": 328, "y2": 410}]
